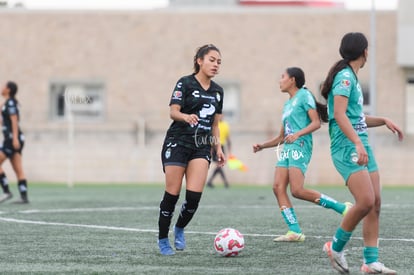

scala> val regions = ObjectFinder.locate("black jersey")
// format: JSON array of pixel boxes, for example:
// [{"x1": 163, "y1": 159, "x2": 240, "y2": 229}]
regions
[
  {"x1": 165, "y1": 74, "x2": 224, "y2": 148},
  {"x1": 2, "y1": 98, "x2": 22, "y2": 140}
]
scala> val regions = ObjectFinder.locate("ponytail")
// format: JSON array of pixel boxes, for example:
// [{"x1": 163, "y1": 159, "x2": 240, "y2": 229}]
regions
[
  {"x1": 303, "y1": 86, "x2": 328, "y2": 123},
  {"x1": 320, "y1": 59, "x2": 349, "y2": 100}
]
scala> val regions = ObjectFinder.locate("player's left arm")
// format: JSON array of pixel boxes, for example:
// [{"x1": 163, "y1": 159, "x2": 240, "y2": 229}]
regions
[
  {"x1": 212, "y1": 114, "x2": 225, "y2": 167},
  {"x1": 10, "y1": 114, "x2": 20, "y2": 150},
  {"x1": 365, "y1": 115, "x2": 404, "y2": 141},
  {"x1": 285, "y1": 109, "x2": 321, "y2": 143}
]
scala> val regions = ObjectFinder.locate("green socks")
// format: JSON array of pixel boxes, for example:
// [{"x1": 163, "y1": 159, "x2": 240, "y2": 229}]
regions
[
  {"x1": 363, "y1": 246, "x2": 379, "y2": 264},
  {"x1": 281, "y1": 207, "x2": 302, "y2": 234},
  {"x1": 332, "y1": 227, "x2": 352, "y2": 252},
  {"x1": 318, "y1": 194, "x2": 346, "y2": 214}
]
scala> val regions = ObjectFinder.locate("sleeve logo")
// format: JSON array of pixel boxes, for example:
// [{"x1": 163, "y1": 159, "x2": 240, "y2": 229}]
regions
[
  {"x1": 172, "y1": 90, "x2": 182, "y2": 100},
  {"x1": 341, "y1": 79, "x2": 351, "y2": 88}
]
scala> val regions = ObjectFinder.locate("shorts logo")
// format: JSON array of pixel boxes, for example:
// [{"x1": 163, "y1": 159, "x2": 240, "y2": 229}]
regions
[
  {"x1": 165, "y1": 148, "x2": 171, "y2": 159},
  {"x1": 350, "y1": 152, "x2": 358, "y2": 163},
  {"x1": 172, "y1": 91, "x2": 182, "y2": 100}
]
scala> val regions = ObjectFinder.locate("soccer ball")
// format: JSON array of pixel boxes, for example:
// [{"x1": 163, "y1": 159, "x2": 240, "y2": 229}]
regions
[{"x1": 214, "y1": 228, "x2": 245, "y2": 257}]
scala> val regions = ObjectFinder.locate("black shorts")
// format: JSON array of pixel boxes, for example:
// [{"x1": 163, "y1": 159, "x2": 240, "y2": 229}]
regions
[
  {"x1": 1, "y1": 136, "x2": 25, "y2": 158},
  {"x1": 161, "y1": 139, "x2": 211, "y2": 172}
]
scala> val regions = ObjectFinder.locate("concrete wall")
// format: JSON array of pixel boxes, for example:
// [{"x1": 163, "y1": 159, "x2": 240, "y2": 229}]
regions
[
  {"x1": 0, "y1": 8, "x2": 411, "y2": 185},
  {"x1": 397, "y1": 0, "x2": 414, "y2": 66}
]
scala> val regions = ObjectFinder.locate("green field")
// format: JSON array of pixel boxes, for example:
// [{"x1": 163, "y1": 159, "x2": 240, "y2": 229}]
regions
[{"x1": 0, "y1": 183, "x2": 413, "y2": 274}]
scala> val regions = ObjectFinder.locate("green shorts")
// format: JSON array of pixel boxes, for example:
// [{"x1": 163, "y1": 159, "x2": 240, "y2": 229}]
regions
[
  {"x1": 276, "y1": 144, "x2": 311, "y2": 175},
  {"x1": 331, "y1": 144, "x2": 378, "y2": 183}
]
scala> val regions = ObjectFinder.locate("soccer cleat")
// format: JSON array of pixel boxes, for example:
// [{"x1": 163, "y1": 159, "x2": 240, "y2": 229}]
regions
[
  {"x1": 174, "y1": 226, "x2": 186, "y2": 250},
  {"x1": 323, "y1": 241, "x2": 349, "y2": 274},
  {"x1": 0, "y1": 192, "x2": 13, "y2": 203},
  {"x1": 158, "y1": 238, "x2": 175, "y2": 255},
  {"x1": 342, "y1": 202, "x2": 353, "y2": 216},
  {"x1": 273, "y1": 231, "x2": 305, "y2": 242},
  {"x1": 360, "y1": 262, "x2": 397, "y2": 274}
]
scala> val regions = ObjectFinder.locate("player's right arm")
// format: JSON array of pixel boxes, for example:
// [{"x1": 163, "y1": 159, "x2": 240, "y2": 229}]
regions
[
  {"x1": 253, "y1": 124, "x2": 285, "y2": 153},
  {"x1": 169, "y1": 78, "x2": 199, "y2": 126},
  {"x1": 169, "y1": 104, "x2": 199, "y2": 126}
]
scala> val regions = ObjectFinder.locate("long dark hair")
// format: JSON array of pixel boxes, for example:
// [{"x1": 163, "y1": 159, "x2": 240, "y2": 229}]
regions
[
  {"x1": 321, "y1": 32, "x2": 368, "y2": 100},
  {"x1": 286, "y1": 67, "x2": 328, "y2": 123},
  {"x1": 7, "y1": 81, "x2": 18, "y2": 102},
  {"x1": 193, "y1": 44, "x2": 220, "y2": 74}
]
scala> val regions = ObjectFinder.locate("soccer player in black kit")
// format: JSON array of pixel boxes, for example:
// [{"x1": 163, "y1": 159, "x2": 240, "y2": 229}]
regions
[
  {"x1": 0, "y1": 81, "x2": 29, "y2": 204},
  {"x1": 158, "y1": 44, "x2": 225, "y2": 255}
]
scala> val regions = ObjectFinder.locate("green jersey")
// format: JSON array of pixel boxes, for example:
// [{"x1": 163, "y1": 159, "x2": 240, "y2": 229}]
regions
[
  {"x1": 282, "y1": 88, "x2": 316, "y2": 149},
  {"x1": 328, "y1": 66, "x2": 368, "y2": 150}
]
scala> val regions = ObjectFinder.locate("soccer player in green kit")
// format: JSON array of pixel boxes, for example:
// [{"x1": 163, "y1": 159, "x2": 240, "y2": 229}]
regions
[
  {"x1": 321, "y1": 32, "x2": 403, "y2": 274},
  {"x1": 253, "y1": 67, "x2": 352, "y2": 242},
  {"x1": 157, "y1": 44, "x2": 225, "y2": 255}
]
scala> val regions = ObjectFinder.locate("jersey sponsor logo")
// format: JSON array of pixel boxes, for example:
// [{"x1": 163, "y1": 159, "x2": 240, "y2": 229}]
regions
[
  {"x1": 199, "y1": 104, "x2": 216, "y2": 118},
  {"x1": 8, "y1": 101, "x2": 14, "y2": 106},
  {"x1": 192, "y1": 90, "x2": 200, "y2": 97},
  {"x1": 354, "y1": 115, "x2": 367, "y2": 133},
  {"x1": 201, "y1": 95, "x2": 215, "y2": 100},
  {"x1": 292, "y1": 98, "x2": 298, "y2": 106},
  {"x1": 341, "y1": 79, "x2": 351, "y2": 88},
  {"x1": 172, "y1": 91, "x2": 182, "y2": 100},
  {"x1": 216, "y1": 92, "x2": 221, "y2": 102},
  {"x1": 342, "y1": 71, "x2": 351, "y2": 77},
  {"x1": 176, "y1": 82, "x2": 182, "y2": 89}
]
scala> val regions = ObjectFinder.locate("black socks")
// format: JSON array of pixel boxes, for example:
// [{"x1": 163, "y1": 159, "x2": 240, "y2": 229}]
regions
[
  {"x1": 0, "y1": 173, "x2": 10, "y2": 194},
  {"x1": 158, "y1": 190, "x2": 203, "y2": 239},
  {"x1": 158, "y1": 191, "x2": 179, "y2": 239},
  {"x1": 176, "y1": 190, "x2": 202, "y2": 228}
]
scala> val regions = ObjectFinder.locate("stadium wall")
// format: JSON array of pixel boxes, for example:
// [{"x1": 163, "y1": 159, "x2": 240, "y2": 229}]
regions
[{"x1": 0, "y1": 8, "x2": 411, "y2": 185}]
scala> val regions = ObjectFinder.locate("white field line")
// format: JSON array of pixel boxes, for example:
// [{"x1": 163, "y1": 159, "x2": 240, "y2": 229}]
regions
[
  {"x1": 19, "y1": 207, "x2": 152, "y2": 214},
  {"x1": 0, "y1": 216, "x2": 413, "y2": 242},
  {"x1": 5, "y1": 203, "x2": 411, "y2": 215}
]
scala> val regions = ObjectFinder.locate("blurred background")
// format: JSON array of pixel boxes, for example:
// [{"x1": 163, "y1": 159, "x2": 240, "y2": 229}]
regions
[{"x1": 0, "y1": 0, "x2": 412, "y2": 186}]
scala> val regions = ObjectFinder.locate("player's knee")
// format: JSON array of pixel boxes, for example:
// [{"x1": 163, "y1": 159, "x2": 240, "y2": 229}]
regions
[
  {"x1": 290, "y1": 187, "x2": 304, "y2": 199},
  {"x1": 272, "y1": 181, "x2": 285, "y2": 195},
  {"x1": 358, "y1": 197, "x2": 375, "y2": 216}
]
